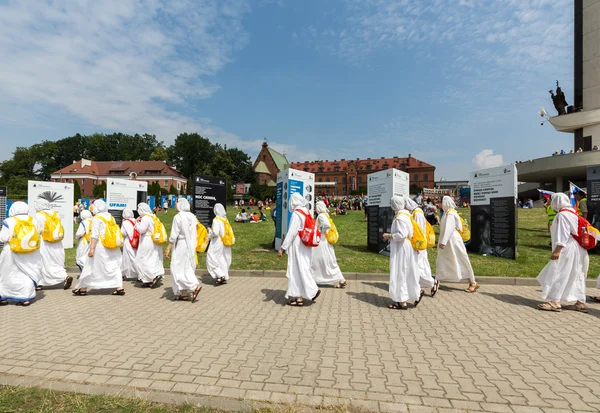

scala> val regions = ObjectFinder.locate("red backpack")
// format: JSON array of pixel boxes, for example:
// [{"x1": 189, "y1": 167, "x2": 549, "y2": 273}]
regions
[
  {"x1": 560, "y1": 209, "x2": 597, "y2": 250},
  {"x1": 126, "y1": 218, "x2": 141, "y2": 249},
  {"x1": 295, "y1": 210, "x2": 321, "y2": 247}
]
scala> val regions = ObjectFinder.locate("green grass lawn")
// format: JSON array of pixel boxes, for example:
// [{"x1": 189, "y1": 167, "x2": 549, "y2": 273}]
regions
[
  {"x1": 0, "y1": 385, "x2": 305, "y2": 413},
  {"x1": 65, "y1": 207, "x2": 600, "y2": 278}
]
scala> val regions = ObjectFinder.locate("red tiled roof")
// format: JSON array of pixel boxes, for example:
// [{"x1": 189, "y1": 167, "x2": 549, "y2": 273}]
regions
[
  {"x1": 289, "y1": 156, "x2": 434, "y2": 173},
  {"x1": 52, "y1": 160, "x2": 186, "y2": 179}
]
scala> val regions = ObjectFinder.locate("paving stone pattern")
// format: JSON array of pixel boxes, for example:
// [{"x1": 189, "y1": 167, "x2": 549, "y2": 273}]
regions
[{"x1": 1, "y1": 276, "x2": 600, "y2": 412}]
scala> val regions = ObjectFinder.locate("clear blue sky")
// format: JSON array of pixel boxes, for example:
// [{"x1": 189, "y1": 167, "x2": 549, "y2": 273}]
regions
[{"x1": 0, "y1": 0, "x2": 574, "y2": 179}]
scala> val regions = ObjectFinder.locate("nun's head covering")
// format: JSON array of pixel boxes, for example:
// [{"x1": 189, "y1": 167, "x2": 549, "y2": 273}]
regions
[
  {"x1": 316, "y1": 201, "x2": 328, "y2": 214},
  {"x1": 93, "y1": 199, "x2": 107, "y2": 214},
  {"x1": 405, "y1": 198, "x2": 418, "y2": 212},
  {"x1": 441, "y1": 196, "x2": 456, "y2": 212},
  {"x1": 122, "y1": 209, "x2": 134, "y2": 219},
  {"x1": 214, "y1": 203, "x2": 226, "y2": 218},
  {"x1": 551, "y1": 193, "x2": 572, "y2": 212},
  {"x1": 9, "y1": 201, "x2": 29, "y2": 217},
  {"x1": 35, "y1": 199, "x2": 51, "y2": 212},
  {"x1": 80, "y1": 210, "x2": 93, "y2": 220},
  {"x1": 290, "y1": 193, "x2": 305, "y2": 211},
  {"x1": 177, "y1": 198, "x2": 191, "y2": 212},
  {"x1": 137, "y1": 202, "x2": 152, "y2": 216},
  {"x1": 390, "y1": 196, "x2": 405, "y2": 212}
]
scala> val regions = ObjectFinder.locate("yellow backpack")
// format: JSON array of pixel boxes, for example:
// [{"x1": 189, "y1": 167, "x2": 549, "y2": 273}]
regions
[
  {"x1": 149, "y1": 215, "x2": 168, "y2": 245},
  {"x1": 96, "y1": 215, "x2": 124, "y2": 249},
  {"x1": 321, "y1": 214, "x2": 339, "y2": 245},
  {"x1": 447, "y1": 209, "x2": 471, "y2": 242},
  {"x1": 40, "y1": 211, "x2": 64, "y2": 243},
  {"x1": 9, "y1": 217, "x2": 41, "y2": 254},
  {"x1": 82, "y1": 218, "x2": 92, "y2": 243},
  {"x1": 216, "y1": 216, "x2": 235, "y2": 247},
  {"x1": 412, "y1": 210, "x2": 436, "y2": 249},
  {"x1": 196, "y1": 220, "x2": 209, "y2": 253},
  {"x1": 397, "y1": 211, "x2": 427, "y2": 251}
]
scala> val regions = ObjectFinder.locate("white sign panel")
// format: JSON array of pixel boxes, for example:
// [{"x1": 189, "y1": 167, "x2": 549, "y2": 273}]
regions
[
  {"x1": 367, "y1": 168, "x2": 410, "y2": 207},
  {"x1": 470, "y1": 164, "x2": 518, "y2": 206},
  {"x1": 275, "y1": 168, "x2": 316, "y2": 251},
  {"x1": 107, "y1": 178, "x2": 148, "y2": 211},
  {"x1": 28, "y1": 181, "x2": 74, "y2": 249}
]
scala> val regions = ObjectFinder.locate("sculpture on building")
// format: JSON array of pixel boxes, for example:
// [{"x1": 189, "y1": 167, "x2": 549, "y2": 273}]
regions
[{"x1": 549, "y1": 81, "x2": 568, "y2": 115}]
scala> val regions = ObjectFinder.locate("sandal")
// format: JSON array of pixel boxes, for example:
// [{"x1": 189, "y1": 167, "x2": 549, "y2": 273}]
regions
[
  {"x1": 0, "y1": 300, "x2": 7, "y2": 306},
  {"x1": 538, "y1": 302, "x2": 561, "y2": 312},
  {"x1": 112, "y1": 289, "x2": 125, "y2": 296},
  {"x1": 431, "y1": 279, "x2": 440, "y2": 297},
  {"x1": 564, "y1": 302, "x2": 589, "y2": 313},
  {"x1": 72, "y1": 289, "x2": 87, "y2": 296},
  {"x1": 220, "y1": 277, "x2": 227, "y2": 285},
  {"x1": 388, "y1": 302, "x2": 407, "y2": 310},
  {"x1": 63, "y1": 276, "x2": 74, "y2": 290},
  {"x1": 150, "y1": 276, "x2": 161, "y2": 289},
  {"x1": 16, "y1": 301, "x2": 31, "y2": 307},
  {"x1": 312, "y1": 289, "x2": 321, "y2": 302},
  {"x1": 35, "y1": 286, "x2": 43, "y2": 291},
  {"x1": 192, "y1": 286, "x2": 202, "y2": 303},
  {"x1": 587, "y1": 296, "x2": 600, "y2": 303},
  {"x1": 334, "y1": 280, "x2": 347, "y2": 289},
  {"x1": 414, "y1": 290, "x2": 425, "y2": 308},
  {"x1": 175, "y1": 295, "x2": 190, "y2": 301},
  {"x1": 288, "y1": 299, "x2": 304, "y2": 307},
  {"x1": 465, "y1": 283, "x2": 479, "y2": 293}
]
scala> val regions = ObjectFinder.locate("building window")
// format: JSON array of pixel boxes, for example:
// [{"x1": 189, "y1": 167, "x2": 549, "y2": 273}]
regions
[
  {"x1": 358, "y1": 177, "x2": 362, "y2": 184},
  {"x1": 81, "y1": 179, "x2": 85, "y2": 185},
  {"x1": 177, "y1": 181, "x2": 181, "y2": 190},
  {"x1": 423, "y1": 174, "x2": 429, "y2": 182},
  {"x1": 414, "y1": 175, "x2": 419, "y2": 182},
  {"x1": 342, "y1": 188, "x2": 346, "y2": 195},
  {"x1": 318, "y1": 178, "x2": 322, "y2": 182},
  {"x1": 164, "y1": 180, "x2": 169, "y2": 187},
  {"x1": 326, "y1": 178, "x2": 330, "y2": 182},
  {"x1": 343, "y1": 177, "x2": 347, "y2": 184},
  {"x1": 93, "y1": 180, "x2": 97, "y2": 185}
]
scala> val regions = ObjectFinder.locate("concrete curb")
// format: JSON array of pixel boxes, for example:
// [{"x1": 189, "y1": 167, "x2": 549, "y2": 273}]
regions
[
  {"x1": 0, "y1": 373, "x2": 311, "y2": 413},
  {"x1": 64, "y1": 267, "x2": 600, "y2": 287}
]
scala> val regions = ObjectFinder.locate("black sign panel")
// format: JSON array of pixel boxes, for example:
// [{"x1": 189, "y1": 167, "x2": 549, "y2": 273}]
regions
[
  {"x1": 193, "y1": 175, "x2": 227, "y2": 227},
  {"x1": 367, "y1": 205, "x2": 395, "y2": 256},
  {"x1": 470, "y1": 196, "x2": 517, "y2": 259},
  {"x1": 0, "y1": 186, "x2": 6, "y2": 250},
  {"x1": 587, "y1": 166, "x2": 600, "y2": 253}
]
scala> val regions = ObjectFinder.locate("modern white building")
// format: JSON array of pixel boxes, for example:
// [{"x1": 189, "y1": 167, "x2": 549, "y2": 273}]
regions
[{"x1": 519, "y1": 0, "x2": 600, "y2": 192}]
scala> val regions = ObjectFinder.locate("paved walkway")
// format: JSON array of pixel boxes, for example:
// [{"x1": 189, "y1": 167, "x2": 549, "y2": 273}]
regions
[{"x1": 1, "y1": 276, "x2": 600, "y2": 412}]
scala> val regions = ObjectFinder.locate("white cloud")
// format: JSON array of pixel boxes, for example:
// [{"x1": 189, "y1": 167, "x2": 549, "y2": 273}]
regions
[
  {"x1": 472, "y1": 149, "x2": 504, "y2": 170},
  {"x1": 0, "y1": 0, "x2": 252, "y2": 147}
]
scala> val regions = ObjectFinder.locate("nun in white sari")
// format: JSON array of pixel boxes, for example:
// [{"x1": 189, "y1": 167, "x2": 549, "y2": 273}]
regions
[
  {"x1": 436, "y1": 196, "x2": 478, "y2": 293},
  {"x1": 135, "y1": 202, "x2": 164, "y2": 288},
  {"x1": 120, "y1": 209, "x2": 139, "y2": 280},
  {"x1": 75, "y1": 210, "x2": 93, "y2": 272},
  {"x1": 165, "y1": 198, "x2": 202, "y2": 302},
  {"x1": 73, "y1": 200, "x2": 124, "y2": 296},
  {"x1": 311, "y1": 201, "x2": 346, "y2": 288},
  {"x1": 0, "y1": 202, "x2": 42, "y2": 306},
  {"x1": 537, "y1": 193, "x2": 589, "y2": 312},
  {"x1": 206, "y1": 203, "x2": 232, "y2": 286},
  {"x1": 35, "y1": 199, "x2": 72, "y2": 290},
  {"x1": 278, "y1": 193, "x2": 320, "y2": 306},
  {"x1": 405, "y1": 198, "x2": 439, "y2": 297},
  {"x1": 382, "y1": 196, "x2": 422, "y2": 309}
]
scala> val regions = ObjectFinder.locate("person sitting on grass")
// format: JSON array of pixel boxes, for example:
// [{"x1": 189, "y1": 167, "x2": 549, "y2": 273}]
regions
[{"x1": 235, "y1": 208, "x2": 250, "y2": 223}]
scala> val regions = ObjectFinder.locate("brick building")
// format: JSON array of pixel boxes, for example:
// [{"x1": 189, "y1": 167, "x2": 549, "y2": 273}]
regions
[
  {"x1": 50, "y1": 159, "x2": 188, "y2": 197},
  {"x1": 253, "y1": 139, "x2": 290, "y2": 187},
  {"x1": 289, "y1": 155, "x2": 435, "y2": 197}
]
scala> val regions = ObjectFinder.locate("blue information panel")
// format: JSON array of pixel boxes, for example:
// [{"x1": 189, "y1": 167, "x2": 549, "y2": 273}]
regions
[{"x1": 275, "y1": 182, "x2": 283, "y2": 239}]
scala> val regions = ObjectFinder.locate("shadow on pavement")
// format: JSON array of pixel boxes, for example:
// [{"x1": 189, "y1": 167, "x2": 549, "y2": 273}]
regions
[
  {"x1": 346, "y1": 291, "x2": 388, "y2": 307},
  {"x1": 362, "y1": 281, "x2": 388, "y2": 291},
  {"x1": 261, "y1": 289, "x2": 289, "y2": 306}
]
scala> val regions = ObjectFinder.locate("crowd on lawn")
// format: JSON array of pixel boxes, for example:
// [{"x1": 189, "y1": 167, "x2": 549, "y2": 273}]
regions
[{"x1": 0, "y1": 191, "x2": 599, "y2": 313}]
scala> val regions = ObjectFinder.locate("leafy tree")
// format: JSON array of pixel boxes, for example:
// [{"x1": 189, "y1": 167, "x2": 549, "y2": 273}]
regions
[
  {"x1": 169, "y1": 184, "x2": 178, "y2": 195},
  {"x1": 93, "y1": 181, "x2": 107, "y2": 199},
  {"x1": 87, "y1": 133, "x2": 120, "y2": 161},
  {"x1": 0, "y1": 147, "x2": 36, "y2": 181},
  {"x1": 54, "y1": 134, "x2": 87, "y2": 169},
  {"x1": 160, "y1": 187, "x2": 168, "y2": 196},
  {"x1": 150, "y1": 145, "x2": 169, "y2": 161},
  {"x1": 227, "y1": 148, "x2": 255, "y2": 183},
  {"x1": 249, "y1": 184, "x2": 275, "y2": 202},
  {"x1": 30, "y1": 141, "x2": 59, "y2": 181},
  {"x1": 167, "y1": 133, "x2": 215, "y2": 179},
  {"x1": 6, "y1": 176, "x2": 28, "y2": 199},
  {"x1": 73, "y1": 179, "x2": 82, "y2": 201}
]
